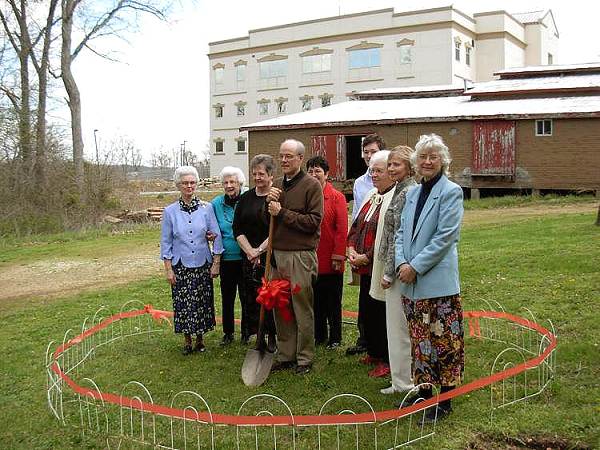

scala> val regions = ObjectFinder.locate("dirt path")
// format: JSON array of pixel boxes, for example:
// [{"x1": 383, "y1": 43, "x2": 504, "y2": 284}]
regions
[{"x1": 0, "y1": 202, "x2": 596, "y2": 304}]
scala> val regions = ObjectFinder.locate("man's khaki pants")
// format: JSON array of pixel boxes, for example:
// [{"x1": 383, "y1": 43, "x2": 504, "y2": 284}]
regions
[{"x1": 271, "y1": 249, "x2": 317, "y2": 366}]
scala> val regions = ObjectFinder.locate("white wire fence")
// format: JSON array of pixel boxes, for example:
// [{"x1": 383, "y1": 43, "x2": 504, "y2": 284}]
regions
[{"x1": 46, "y1": 300, "x2": 556, "y2": 449}]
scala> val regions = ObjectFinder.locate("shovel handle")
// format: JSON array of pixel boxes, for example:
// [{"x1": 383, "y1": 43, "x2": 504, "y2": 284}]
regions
[{"x1": 256, "y1": 215, "x2": 275, "y2": 351}]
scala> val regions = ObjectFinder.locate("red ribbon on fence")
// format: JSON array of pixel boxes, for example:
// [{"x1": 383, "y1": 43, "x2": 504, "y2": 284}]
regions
[
  {"x1": 144, "y1": 304, "x2": 172, "y2": 327},
  {"x1": 256, "y1": 277, "x2": 300, "y2": 322}
]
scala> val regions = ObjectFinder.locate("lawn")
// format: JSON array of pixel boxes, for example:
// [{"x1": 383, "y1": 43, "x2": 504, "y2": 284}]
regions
[{"x1": 0, "y1": 210, "x2": 598, "y2": 449}]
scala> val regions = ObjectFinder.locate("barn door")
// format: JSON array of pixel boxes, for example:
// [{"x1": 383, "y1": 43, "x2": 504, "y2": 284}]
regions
[
  {"x1": 310, "y1": 134, "x2": 346, "y2": 180},
  {"x1": 472, "y1": 121, "x2": 516, "y2": 176}
]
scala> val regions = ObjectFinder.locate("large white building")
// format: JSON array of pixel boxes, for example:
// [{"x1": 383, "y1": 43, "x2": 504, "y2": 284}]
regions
[{"x1": 207, "y1": 6, "x2": 559, "y2": 176}]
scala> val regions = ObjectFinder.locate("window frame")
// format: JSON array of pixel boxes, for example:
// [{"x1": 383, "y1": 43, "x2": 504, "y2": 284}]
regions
[
  {"x1": 214, "y1": 67, "x2": 224, "y2": 85},
  {"x1": 348, "y1": 48, "x2": 381, "y2": 69},
  {"x1": 454, "y1": 41, "x2": 461, "y2": 62},
  {"x1": 535, "y1": 119, "x2": 553, "y2": 136},
  {"x1": 215, "y1": 141, "x2": 224, "y2": 153},
  {"x1": 302, "y1": 53, "x2": 332, "y2": 74},
  {"x1": 214, "y1": 105, "x2": 223, "y2": 118},
  {"x1": 236, "y1": 140, "x2": 246, "y2": 153},
  {"x1": 398, "y1": 44, "x2": 412, "y2": 64},
  {"x1": 259, "y1": 59, "x2": 288, "y2": 79}
]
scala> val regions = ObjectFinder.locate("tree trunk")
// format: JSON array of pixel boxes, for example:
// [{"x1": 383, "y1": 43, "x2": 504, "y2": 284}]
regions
[
  {"x1": 34, "y1": 0, "x2": 59, "y2": 191},
  {"x1": 61, "y1": 0, "x2": 85, "y2": 197}
]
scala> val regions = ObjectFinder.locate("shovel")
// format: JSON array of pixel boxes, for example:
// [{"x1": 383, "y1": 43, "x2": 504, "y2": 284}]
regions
[{"x1": 241, "y1": 216, "x2": 276, "y2": 387}]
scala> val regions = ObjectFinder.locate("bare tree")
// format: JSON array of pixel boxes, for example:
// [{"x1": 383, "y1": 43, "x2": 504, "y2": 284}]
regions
[
  {"x1": 0, "y1": 0, "x2": 59, "y2": 190},
  {"x1": 59, "y1": 0, "x2": 167, "y2": 195},
  {"x1": 156, "y1": 150, "x2": 171, "y2": 169}
]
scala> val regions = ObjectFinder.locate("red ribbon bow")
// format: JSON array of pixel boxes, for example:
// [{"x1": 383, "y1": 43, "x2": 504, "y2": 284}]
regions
[
  {"x1": 256, "y1": 277, "x2": 300, "y2": 322},
  {"x1": 144, "y1": 304, "x2": 172, "y2": 327}
]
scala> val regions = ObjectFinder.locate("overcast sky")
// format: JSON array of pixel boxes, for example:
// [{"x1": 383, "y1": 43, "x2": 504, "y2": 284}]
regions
[{"x1": 71, "y1": 0, "x2": 600, "y2": 164}]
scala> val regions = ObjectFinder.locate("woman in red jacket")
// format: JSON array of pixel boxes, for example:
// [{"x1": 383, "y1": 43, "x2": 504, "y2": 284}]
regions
[{"x1": 307, "y1": 156, "x2": 348, "y2": 349}]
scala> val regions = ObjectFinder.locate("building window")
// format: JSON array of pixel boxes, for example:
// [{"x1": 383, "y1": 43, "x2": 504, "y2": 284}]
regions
[
  {"x1": 214, "y1": 67, "x2": 224, "y2": 86},
  {"x1": 237, "y1": 140, "x2": 246, "y2": 153},
  {"x1": 259, "y1": 60, "x2": 287, "y2": 79},
  {"x1": 455, "y1": 41, "x2": 461, "y2": 62},
  {"x1": 275, "y1": 98, "x2": 287, "y2": 114},
  {"x1": 398, "y1": 45, "x2": 412, "y2": 64},
  {"x1": 302, "y1": 54, "x2": 332, "y2": 73},
  {"x1": 236, "y1": 64, "x2": 246, "y2": 82},
  {"x1": 236, "y1": 104, "x2": 245, "y2": 116},
  {"x1": 465, "y1": 45, "x2": 472, "y2": 66},
  {"x1": 300, "y1": 95, "x2": 312, "y2": 111},
  {"x1": 547, "y1": 53, "x2": 553, "y2": 65},
  {"x1": 215, "y1": 141, "x2": 224, "y2": 153},
  {"x1": 214, "y1": 105, "x2": 223, "y2": 118},
  {"x1": 348, "y1": 48, "x2": 381, "y2": 69},
  {"x1": 258, "y1": 101, "x2": 269, "y2": 115},
  {"x1": 320, "y1": 93, "x2": 332, "y2": 107},
  {"x1": 535, "y1": 119, "x2": 552, "y2": 136}
]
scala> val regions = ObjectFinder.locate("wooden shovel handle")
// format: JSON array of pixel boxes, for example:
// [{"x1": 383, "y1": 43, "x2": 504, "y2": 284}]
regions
[{"x1": 256, "y1": 214, "x2": 275, "y2": 351}]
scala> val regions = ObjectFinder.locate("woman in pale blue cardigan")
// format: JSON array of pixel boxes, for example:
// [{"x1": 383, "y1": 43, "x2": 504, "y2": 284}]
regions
[
  {"x1": 394, "y1": 134, "x2": 464, "y2": 422},
  {"x1": 161, "y1": 166, "x2": 223, "y2": 355}
]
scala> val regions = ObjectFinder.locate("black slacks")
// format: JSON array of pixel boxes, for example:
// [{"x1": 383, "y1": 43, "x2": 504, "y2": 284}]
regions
[
  {"x1": 219, "y1": 259, "x2": 243, "y2": 336},
  {"x1": 313, "y1": 273, "x2": 343, "y2": 344},
  {"x1": 360, "y1": 274, "x2": 389, "y2": 361}
]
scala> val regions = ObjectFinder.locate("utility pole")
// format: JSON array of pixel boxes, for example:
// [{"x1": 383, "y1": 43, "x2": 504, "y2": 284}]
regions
[
  {"x1": 181, "y1": 140, "x2": 187, "y2": 165},
  {"x1": 93, "y1": 129, "x2": 99, "y2": 164}
]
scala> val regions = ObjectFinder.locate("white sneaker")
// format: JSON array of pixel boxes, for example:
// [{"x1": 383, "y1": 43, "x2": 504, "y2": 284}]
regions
[{"x1": 380, "y1": 385, "x2": 397, "y2": 395}]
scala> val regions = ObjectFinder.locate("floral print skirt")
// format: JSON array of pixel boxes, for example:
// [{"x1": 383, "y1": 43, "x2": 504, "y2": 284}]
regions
[
  {"x1": 172, "y1": 262, "x2": 216, "y2": 335},
  {"x1": 402, "y1": 294, "x2": 464, "y2": 387}
]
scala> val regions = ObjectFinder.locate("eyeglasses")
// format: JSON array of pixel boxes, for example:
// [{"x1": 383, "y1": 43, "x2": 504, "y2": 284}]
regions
[
  {"x1": 279, "y1": 154, "x2": 298, "y2": 161},
  {"x1": 417, "y1": 153, "x2": 440, "y2": 162},
  {"x1": 180, "y1": 181, "x2": 197, "y2": 186},
  {"x1": 368, "y1": 167, "x2": 385, "y2": 175}
]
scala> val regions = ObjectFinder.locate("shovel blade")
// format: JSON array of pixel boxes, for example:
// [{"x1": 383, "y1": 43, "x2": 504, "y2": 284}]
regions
[{"x1": 241, "y1": 348, "x2": 274, "y2": 387}]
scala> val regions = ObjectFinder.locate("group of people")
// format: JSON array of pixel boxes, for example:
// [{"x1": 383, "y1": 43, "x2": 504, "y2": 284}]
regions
[{"x1": 160, "y1": 133, "x2": 465, "y2": 422}]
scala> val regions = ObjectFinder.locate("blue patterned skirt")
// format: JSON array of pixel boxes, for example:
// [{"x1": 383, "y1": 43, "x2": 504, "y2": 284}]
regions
[{"x1": 172, "y1": 262, "x2": 216, "y2": 335}]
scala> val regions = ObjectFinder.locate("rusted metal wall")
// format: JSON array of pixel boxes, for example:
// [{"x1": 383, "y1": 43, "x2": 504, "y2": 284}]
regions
[
  {"x1": 310, "y1": 134, "x2": 345, "y2": 180},
  {"x1": 472, "y1": 121, "x2": 516, "y2": 175}
]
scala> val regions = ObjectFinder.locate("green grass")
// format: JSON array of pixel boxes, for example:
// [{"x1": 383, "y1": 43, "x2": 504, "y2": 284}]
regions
[
  {"x1": 463, "y1": 193, "x2": 597, "y2": 210},
  {"x1": 0, "y1": 212, "x2": 599, "y2": 449},
  {"x1": 0, "y1": 223, "x2": 160, "y2": 266}
]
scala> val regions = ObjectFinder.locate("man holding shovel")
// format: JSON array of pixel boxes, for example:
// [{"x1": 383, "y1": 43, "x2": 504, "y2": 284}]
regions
[{"x1": 267, "y1": 139, "x2": 323, "y2": 375}]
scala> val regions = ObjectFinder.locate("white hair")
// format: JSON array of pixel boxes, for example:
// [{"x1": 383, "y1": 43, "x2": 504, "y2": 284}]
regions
[
  {"x1": 174, "y1": 166, "x2": 199, "y2": 184},
  {"x1": 412, "y1": 134, "x2": 452, "y2": 177},
  {"x1": 219, "y1": 166, "x2": 246, "y2": 187},
  {"x1": 369, "y1": 149, "x2": 390, "y2": 168},
  {"x1": 281, "y1": 138, "x2": 305, "y2": 156}
]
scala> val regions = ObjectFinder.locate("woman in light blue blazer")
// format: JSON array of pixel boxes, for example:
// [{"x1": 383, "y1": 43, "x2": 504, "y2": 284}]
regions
[
  {"x1": 394, "y1": 134, "x2": 464, "y2": 422},
  {"x1": 161, "y1": 166, "x2": 224, "y2": 355}
]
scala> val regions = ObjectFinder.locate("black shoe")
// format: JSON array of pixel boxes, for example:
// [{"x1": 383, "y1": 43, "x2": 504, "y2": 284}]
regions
[
  {"x1": 220, "y1": 333, "x2": 234, "y2": 346},
  {"x1": 194, "y1": 342, "x2": 206, "y2": 353},
  {"x1": 345, "y1": 344, "x2": 367, "y2": 355},
  {"x1": 271, "y1": 361, "x2": 295, "y2": 372},
  {"x1": 326, "y1": 342, "x2": 341, "y2": 350},
  {"x1": 394, "y1": 391, "x2": 421, "y2": 408},
  {"x1": 421, "y1": 404, "x2": 452, "y2": 424},
  {"x1": 181, "y1": 345, "x2": 193, "y2": 355},
  {"x1": 295, "y1": 364, "x2": 312, "y2": 375},
  {"x1": 241, "y1": 334, "x2": 251, "y2": 345}
]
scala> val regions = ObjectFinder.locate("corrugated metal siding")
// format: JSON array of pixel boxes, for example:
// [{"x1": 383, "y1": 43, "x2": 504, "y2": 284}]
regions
[
  {"x1": 310, "y1": 134, "x2": 345, "y2": 180},
  {"x1": 472, "y1": 121, "x2": 516, "y2": 175}
]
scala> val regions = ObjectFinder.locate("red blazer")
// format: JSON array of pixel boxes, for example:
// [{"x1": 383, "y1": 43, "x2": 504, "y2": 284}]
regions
[{"x1": 317, "y1": 182, "x2": 348, "y2": 274}]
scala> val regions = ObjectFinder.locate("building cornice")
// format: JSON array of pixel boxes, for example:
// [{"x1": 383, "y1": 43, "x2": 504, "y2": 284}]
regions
[{"x1": 208, "y1": 20, "x2": 470, "y2": 59}]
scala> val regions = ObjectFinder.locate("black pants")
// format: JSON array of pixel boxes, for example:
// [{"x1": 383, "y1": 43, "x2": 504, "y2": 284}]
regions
[
  {"x1": 360, "y1": 274, "x2": 388, "y2": 361},
  {"x1": 314, "y1": 273, "x2": 343, "y2": 344},
  {"x1": 219, "y1": 259, "x2": 243, "y2": 336},
  {"x1": 241, "y1": 257, "x2": 275, "y2": 337}
]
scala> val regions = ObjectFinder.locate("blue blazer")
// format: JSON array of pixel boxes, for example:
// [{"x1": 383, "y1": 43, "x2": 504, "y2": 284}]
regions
[
  {"x1": 160, "y1": 201, "x2": 223, "y2": 268},
  {"x1": 394, "y1": 175, "x2": 463, "y2": 300}
]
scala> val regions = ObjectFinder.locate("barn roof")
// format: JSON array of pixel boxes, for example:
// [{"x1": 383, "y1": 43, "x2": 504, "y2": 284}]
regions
[
  {"x1": 466, "y1": 73, "x2": 600, "y2": 97},
  {"x1": 241, "y1": 95, "x2": 600, "y2": 131}
]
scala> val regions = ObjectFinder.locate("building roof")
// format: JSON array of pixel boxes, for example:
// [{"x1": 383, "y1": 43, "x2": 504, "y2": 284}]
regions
[
  {"x1": 241, "y1": 95, "x2": 600, "y2": 131},
  {"x1": 466, "y1": 74, "x2": 600, "y2": 97},
  {"x1": 352, "y1": 84, "x2": 466, "y2": 100},
  {"x1": 511, "y1": 10, "x2": 546, "y2": 24},
  {"x1": 495, "y1": 63, "x2": 600, "y2": 78}
]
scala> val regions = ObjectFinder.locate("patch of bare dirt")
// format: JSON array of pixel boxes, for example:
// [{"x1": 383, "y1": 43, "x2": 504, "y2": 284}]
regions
[
  {"x1": 0, "y1": 202, "x2": 596, "y2": 304},
  {"x1": 467, "y1": 432, "x2": 592, "y2": 450},
  {"x1": 0, "y1": 254, "x2": 161, "y2": 305}
]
